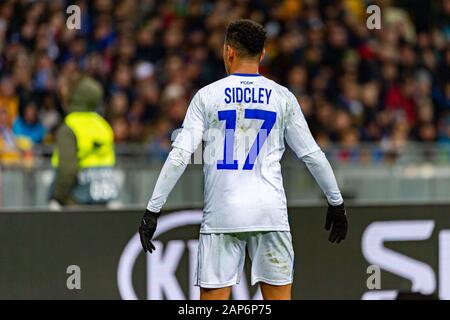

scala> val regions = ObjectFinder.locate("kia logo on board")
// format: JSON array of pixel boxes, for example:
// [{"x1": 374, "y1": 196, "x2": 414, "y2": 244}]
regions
[{"x1": 117, "y1": 210, "x2": 262, "y2": 300}]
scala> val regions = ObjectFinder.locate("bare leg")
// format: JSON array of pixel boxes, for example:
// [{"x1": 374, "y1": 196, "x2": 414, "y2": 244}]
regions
[
  {"x1": 259, "y1": 283, "x2": 292, "y2": 300},
  {"x1": 200, "y1": 287, "x2": 232, "y2": 300}
]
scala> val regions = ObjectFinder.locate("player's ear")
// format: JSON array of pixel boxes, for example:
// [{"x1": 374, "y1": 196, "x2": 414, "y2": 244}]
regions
[
  {"x1": 226, "y1": 45, "x2": 235, "y2": 62},
  {"x1": 259, "y1": 48, "x2": 266, "y2": 62}
]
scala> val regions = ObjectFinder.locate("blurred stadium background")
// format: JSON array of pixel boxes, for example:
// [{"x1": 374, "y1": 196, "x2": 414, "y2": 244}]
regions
[{"x1": 0, "y1": 0, "x2": 449, "y2": 300}]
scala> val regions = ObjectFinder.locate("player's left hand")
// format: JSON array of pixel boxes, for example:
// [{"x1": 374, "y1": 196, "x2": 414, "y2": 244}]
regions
[
  {"x1": 138, "y1": 209, "x2": 160, "y2": 253},
  {"x1": 325, "y1": 203, "x2": 348, "y2": 244}
]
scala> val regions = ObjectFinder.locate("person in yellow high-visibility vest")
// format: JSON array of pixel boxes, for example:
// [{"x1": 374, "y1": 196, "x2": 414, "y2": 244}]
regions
[{"x1": 50, "y1": 76, "x2": 118, "y2": 206}]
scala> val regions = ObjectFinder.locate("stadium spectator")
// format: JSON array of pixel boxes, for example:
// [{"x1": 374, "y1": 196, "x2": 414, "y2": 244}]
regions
[
  {"x1": 0, "y1": 76, "x2": 18, "y2": 128},
  {"x1": 0, "y1": 107, "x2": 19, "y2": 162},
  {"x1": 12, "y1": 101, "x2": 46, "y2": 144}
]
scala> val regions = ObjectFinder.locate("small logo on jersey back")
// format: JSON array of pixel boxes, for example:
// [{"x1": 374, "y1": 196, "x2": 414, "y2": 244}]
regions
[{"x1": 240, "y1": 81, "x2": 253, "y2": 85}]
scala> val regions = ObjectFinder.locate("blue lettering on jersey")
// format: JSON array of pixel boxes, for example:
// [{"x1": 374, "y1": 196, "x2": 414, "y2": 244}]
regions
[
  {"x1": 216, "y1": 108, "x2": 277, "y2": 170},
  {"x1": 244, "y1": 88, "x2": 251, "y2": 103},
  {"x1": 265, "y1": 88, "x2": 272, "y2": 104},
  {"x1": 224, "y1": 87, "x2": 232, "y2": 103},
  {"x1": 224, "y1": 87, "x2": 272, "y2": 104}
]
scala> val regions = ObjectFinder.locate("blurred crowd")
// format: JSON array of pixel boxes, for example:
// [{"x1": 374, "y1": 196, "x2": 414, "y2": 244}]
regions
[{"x1": 0, "y1": 0, "x2": 449, "y2": 164}]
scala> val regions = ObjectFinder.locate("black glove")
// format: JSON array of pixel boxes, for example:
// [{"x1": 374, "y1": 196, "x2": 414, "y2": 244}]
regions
[
  {"x1": 325, "y1": 203, "x2": 348, "y2": 244},
  {"x1": 139, "y1": 209, "x2": 160, "y2": 253}
]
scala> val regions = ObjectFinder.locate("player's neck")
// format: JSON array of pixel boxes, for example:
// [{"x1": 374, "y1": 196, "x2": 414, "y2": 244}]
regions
[{"x1": 229, "y1": 61, "x2": 260, "y2": 75}]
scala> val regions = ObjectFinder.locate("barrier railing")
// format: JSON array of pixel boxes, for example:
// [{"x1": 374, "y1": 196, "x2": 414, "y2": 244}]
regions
[{"x1": 1, "y1": 143, "x2": 450, "y2": 208}]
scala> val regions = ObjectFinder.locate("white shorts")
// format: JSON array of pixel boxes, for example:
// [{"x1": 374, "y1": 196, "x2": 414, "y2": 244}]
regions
[{"x1": 194, "y1": 231, "x2": 294, "y2": 288}]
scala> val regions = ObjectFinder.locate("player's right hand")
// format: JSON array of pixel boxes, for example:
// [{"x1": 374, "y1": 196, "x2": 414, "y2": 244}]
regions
[
  {"x1": 138, "y1": 209, "x2": 160, "y2": 253},
  {"x1": 325, "y1": 203, "x2": 348, "y2": 244}
]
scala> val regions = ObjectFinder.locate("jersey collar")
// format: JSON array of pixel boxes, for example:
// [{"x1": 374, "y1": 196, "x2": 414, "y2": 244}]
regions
[{"x1": 229, "y1": 73, "x2": 261, "y2": 77}]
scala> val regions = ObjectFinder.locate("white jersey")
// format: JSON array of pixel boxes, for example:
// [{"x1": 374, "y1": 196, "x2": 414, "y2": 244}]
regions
[{"x1": 171, "y1": 74, "x2": 321, "y2": 233}]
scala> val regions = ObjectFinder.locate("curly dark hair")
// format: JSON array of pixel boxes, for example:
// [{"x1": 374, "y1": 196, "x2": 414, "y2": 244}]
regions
[{"x1": 225, "y1": 19, "x2": 267, "y2": 58}]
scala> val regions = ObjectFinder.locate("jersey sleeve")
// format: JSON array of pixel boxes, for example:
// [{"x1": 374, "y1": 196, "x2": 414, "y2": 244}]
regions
[
  {"x1": 302, "y1": 150, "x2": 343, "y2": 206},
  {"x1": 146, "y1": 147, "x2": 191, "y2": 212},
  {"x1": 284, "y1": 91, "x2": 320, "y2": 158},
  {"x1": 172, "y1": 91, "x2": 205, "y2": 153}
]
